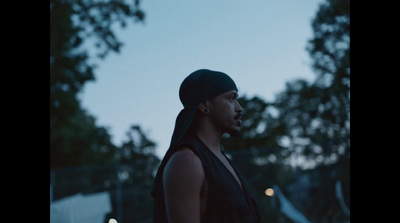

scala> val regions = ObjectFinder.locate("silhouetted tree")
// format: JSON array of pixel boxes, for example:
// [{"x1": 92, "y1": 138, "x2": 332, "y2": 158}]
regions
[
  {"x1": 113, "y1": 125, "x2": 160, "y2": 222},
  {"x1": 50, "y1": 0, "x2": 146, "y2": 169},
  {"x1": 50, "y1": 2, "x2": 161, "y2": 221},
  {"x1": 117, "y1": 125, "x2": 160, "y2": 178},
  {"x1": 268, "y1": 0, "x2": 350, "y2": 172}
]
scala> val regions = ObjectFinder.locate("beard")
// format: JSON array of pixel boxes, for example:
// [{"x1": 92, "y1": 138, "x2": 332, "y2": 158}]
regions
[
  {"x1": 227, "y1": 127, "x2": 241, "y2": 138},
  {"x1": 210, "y1": 113, "x2": 242, "y2": 138}
]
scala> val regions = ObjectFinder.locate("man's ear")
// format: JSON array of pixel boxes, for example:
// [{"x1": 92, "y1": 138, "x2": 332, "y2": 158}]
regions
[{"x1": 198, "y1": 101, "x2": 209, "y2": 113}]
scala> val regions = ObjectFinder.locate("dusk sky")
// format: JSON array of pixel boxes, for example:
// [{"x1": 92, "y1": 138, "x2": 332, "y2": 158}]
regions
[{"x1": 79, "y1": 0, "x2": 324, "y2": 158}]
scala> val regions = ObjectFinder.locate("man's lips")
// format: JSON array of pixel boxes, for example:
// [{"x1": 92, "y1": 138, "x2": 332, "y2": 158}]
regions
[{"x1": 234, "y1": 114, "x2": 243, "y2": 125}]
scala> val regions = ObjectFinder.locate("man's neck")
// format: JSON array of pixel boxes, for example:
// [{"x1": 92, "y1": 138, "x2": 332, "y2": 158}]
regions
[{"x1": 195, "y1": 126, "x2": 223, "y2": 154}]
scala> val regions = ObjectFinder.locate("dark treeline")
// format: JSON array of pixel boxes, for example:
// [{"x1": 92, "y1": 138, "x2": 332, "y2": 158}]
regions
[{"x1": 50, "y1": 0, "x2": 349, "y2": 222}]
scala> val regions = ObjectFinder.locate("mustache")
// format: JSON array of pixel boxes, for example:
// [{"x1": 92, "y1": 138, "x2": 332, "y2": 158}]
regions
[{"x1": 234, "y1": 113, "x2": 243, "y2": 119}]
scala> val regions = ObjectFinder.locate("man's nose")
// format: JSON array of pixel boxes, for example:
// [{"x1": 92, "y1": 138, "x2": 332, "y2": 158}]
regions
[{"x1": 236, "y1": 100, "x2": 243, "y2": 113}]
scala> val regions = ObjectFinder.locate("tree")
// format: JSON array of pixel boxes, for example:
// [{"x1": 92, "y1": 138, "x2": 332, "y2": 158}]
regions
[
  {"x1": 222, "y1": 0, "x2": 350, "y2": 222},
  {"x1": 247, "y1": 0, "x2": 350, "y2": 171},
  {"x1": 50, "y1": 0, "x2": 146, "y2": 169},
  {"x1": 117, "y1": 125, "x2": 160, "y2": 176},
  {"x1": 110, "y1": 125, "x2": 160, "y2": 222},
  {"x1": 50, "y1": 3, "x2": 161, "y2": 220},
  {"x1": 269, "y1": 0, "x2": 350, "y2": 169}
]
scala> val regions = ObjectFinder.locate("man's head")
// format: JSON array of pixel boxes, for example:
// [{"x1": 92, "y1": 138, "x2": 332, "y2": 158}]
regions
[
  {"x1": 196, "y1": 89, "x2": 243, "y2": 137},
  {"x1": 179, "y1": 69, "x2": 238, "y2": 108},
  {"x1": 178, "y1": 69, "x2": 242, "y2": 138}
]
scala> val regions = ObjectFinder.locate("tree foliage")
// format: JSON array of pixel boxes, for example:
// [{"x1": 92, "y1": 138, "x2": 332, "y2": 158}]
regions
[
  {"x1": 50, "y1": 2, "x2": 161, "y2": 221},
  {"x1": 116, "y1": 125, "x2": 160, "y2": 180},
  {"x1": 50, "y1": 0, "x2": 146, "y2": 169}
]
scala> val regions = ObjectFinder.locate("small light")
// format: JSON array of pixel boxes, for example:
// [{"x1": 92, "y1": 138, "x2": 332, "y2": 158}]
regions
[
  {"x1": 108, "y1": 218, "x2": 118, "y2": 223},
  {"x1": 265, "y1": 188, "x2": 274, "y2": 196}
]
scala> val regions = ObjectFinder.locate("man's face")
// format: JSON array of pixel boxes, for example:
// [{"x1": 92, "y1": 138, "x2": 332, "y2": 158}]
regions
[{"x1": 208, "y1": 90, "x2": 243, "y2": 137}]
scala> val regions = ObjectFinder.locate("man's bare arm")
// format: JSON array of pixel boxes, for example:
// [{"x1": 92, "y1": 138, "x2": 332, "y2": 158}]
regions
[{"x1": 163, "y1": 148, "x2": 204, "y2": 223}]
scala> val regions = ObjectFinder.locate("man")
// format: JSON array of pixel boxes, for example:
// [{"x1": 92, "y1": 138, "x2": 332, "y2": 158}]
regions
[{"x1": 151, "y1": 69, "x2": 261, "y2": 223}]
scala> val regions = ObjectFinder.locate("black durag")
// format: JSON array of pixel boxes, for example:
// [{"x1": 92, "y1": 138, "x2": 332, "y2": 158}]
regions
[{"x1": 151, "y1": 69, "x2": 238, "y2": 197}]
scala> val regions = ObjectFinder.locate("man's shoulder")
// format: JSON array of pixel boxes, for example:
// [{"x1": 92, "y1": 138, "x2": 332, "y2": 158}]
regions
[
  {"x1": 168, "y1": 147, "x2": 202, "y2": 168},
  {"x1": 163, "y1": 146, "x2": 205, "y2": 189}
]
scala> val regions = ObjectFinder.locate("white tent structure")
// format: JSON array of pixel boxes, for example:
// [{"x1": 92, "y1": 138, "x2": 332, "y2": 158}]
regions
[
  {"x1": 50, "y1": 191, "x2": 112, "y2": 223},
  {"x1": 273, "y1": 182, "x2": 350, "y2": 223},
  {"x1": 273, "y1": 185, "x2": 312, "y2": 223},
  {"x1": 335, "y1": 180, "x2": 350, "y2": 217}
]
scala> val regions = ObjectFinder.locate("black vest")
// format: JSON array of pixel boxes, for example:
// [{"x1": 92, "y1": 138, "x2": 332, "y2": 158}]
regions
[{"x1": 153, "y1": 135, "x2": 262, "y2": 223}]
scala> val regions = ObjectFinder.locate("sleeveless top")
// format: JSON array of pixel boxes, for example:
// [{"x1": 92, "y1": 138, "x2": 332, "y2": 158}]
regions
[{"x1": 152, "y1": 135, "x2": 262, "y2": 223}]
